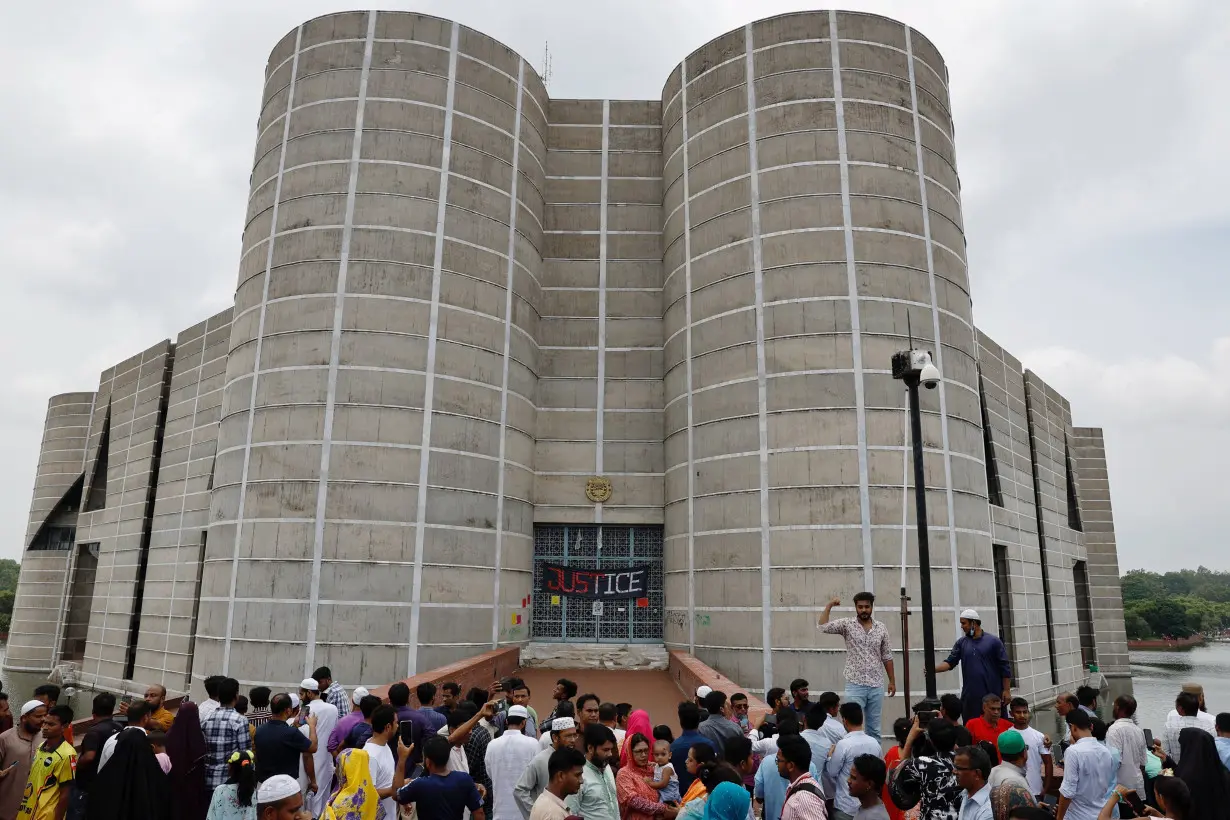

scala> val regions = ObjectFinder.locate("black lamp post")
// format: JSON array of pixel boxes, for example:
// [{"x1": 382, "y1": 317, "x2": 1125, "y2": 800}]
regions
[{"x1": 891, "y1": 349, "x2": 942, "y2": 709}]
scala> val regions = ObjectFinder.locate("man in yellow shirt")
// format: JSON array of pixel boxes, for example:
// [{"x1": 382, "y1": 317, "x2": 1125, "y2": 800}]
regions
[
  {"x1": 119, "y1": 684, "x2": 174, "y2": 733},
  {"x1": 17, "y1": 704, "x2": 76, "y2": 820},
  {"x1": 144, "y1": 685, "x2": 174, "y2": 733}
]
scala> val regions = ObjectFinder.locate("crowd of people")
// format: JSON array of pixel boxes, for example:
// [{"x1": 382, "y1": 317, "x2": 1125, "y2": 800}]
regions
[{"x1": 0, "y1": 594, "x2": 1226, "y2": 820}]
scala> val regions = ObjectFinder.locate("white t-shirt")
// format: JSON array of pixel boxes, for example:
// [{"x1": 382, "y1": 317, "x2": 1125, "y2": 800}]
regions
[
  {"x1": 99, "y1": 727, "x2": 147, "y2": 771},
  {"x1": 1018, "y1": 726, "x2": 1051, "y2": 796},
  {"x1": 364, "y1": 740, "x2": 397, "y2": 820},
  {"x1": 198, "y1": 699, "x2": 221, "y2": 724}
]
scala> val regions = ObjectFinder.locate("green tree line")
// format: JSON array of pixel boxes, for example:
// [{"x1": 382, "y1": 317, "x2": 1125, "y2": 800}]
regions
[
  {"x1": 1121, "y1": 567, "x2": 1230, "y2": 639},
  {"x1": 0, "y1": 558, "x2": 18, "y2": 634}
]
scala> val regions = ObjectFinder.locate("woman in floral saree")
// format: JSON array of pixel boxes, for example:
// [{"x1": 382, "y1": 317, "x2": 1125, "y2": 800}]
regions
[{"x1": 325, "y1": 747, "x2": 380, "y2": 820}]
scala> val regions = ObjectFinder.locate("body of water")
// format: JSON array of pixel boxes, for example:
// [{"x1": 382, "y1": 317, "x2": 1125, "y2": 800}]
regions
[{"x1": 1128, "y1": 642, "x2": 1230, "y2": 729}]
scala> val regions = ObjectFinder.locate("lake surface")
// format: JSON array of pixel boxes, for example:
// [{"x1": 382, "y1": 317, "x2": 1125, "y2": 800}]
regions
[{"x1": 1128, "y1": 642, "x2": 1230, "y2": 729}]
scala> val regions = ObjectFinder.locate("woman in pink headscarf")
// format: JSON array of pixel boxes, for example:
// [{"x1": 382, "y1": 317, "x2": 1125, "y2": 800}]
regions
[{"x1": 620, "y1": 709, "x2": 654, "y2": 767}]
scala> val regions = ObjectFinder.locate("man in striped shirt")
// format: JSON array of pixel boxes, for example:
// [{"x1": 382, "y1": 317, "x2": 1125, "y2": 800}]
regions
[
  {"x1": 246, "y1": 686, "x2": 273, "y2": 731},
  {"x1": 777, "y1": 735, "x2": 827, "y2": 820}
]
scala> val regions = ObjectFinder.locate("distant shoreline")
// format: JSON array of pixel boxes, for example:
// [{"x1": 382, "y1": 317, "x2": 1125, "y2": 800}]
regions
[{"x1": 1128, "y1": 634, "x2": 1206, "y2": 650}]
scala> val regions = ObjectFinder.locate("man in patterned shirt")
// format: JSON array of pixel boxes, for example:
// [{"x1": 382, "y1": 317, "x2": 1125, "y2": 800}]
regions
[
  {"x1": 313, "y1": 666, "x2": 349, "y2": 720},
  {"x1": 819, "y1": 592, "x2": 897, "y2": 740},
  {"x1": 201, "y1": 677, "x2": 252, "y2": 794}
]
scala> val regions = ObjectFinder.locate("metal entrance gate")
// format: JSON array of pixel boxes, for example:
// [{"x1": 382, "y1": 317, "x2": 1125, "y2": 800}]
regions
[{"x1": 531, "y1": 525, "x2": 663, "y2": 642}]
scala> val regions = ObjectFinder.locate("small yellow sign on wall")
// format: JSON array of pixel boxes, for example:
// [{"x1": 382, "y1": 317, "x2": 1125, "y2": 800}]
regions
[{"x1": 551, "y1": 595, "x2": 561, "y2": 605}]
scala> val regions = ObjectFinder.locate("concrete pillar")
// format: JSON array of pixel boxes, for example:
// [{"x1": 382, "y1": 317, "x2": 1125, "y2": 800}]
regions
[
  {"x1": 661, "y1": 11, "x2": 990, "y2": 692},
  {"x1": 205, "y1": 11, "x2": 546, "y2": 688}
]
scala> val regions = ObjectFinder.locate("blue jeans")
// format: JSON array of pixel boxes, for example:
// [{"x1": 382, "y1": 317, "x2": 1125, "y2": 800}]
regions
[{"x1": 844, "y1": 682, "x2": 884, "y2": 739}]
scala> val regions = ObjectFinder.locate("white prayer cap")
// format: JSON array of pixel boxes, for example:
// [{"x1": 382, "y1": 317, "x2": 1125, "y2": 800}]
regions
[
  {"x1": 696, "y1": 685, "x2": 713, "y2": 699},
  {"x1": 256, "y1": 774, "x2": 301, "y2": 804},
  {"x1": 550, "y1": 717, "x2": 575, "y2": 731},
  {"x1": 508, "y1": 705, "x2": 529, "y2": 719},
  {"x1": 960, "y1": 609, "x2": 981, "y2": 621},
  {"x1": 352, "y1": 686, "x2": 370, "y2": 705},
  {"x1": 288, "y1": 693, "x2": 300, "y2": 709},
  {"x1": 299, "y1": 678, "x2": 319, "y2": 692},
  {"x1": 20, "y1": 700, "x2": 44, "y2": 717}
]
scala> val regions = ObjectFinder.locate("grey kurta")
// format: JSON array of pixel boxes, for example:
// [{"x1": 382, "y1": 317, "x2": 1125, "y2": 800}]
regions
[{"x1": 514, "y1": 746, "x2": 553, "y2": 820}]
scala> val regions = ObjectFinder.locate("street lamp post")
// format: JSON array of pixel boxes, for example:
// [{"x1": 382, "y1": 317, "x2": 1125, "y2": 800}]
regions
[{"x1": 891, "y1": 349, "x2": 943, "y2": 708}]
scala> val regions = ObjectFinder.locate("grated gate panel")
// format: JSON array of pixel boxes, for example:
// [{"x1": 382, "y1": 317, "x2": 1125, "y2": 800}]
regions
[{"x1": 531, "y1": 525, "x2": 663, "y2": 643}]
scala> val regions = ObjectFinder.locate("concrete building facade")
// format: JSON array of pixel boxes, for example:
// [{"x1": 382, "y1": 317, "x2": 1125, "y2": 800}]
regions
[{"x1": 7, "y1": 10, "x2": 1130, "y2": 703}]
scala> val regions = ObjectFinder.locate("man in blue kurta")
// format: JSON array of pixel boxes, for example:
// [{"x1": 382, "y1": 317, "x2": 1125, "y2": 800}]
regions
[{"x1": 935, "y1": 609, "x2": 1013, "y2": 722}]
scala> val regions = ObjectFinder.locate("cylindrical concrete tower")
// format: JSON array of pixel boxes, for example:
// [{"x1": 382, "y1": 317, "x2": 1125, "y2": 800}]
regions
[
  {"x1": 661, "y1": 11, "x2": 991, "y2": 691},
  {"x1": 204, "y1": 11, "x2": 546, "y2": 687},
  {"x1": 7, "y1": 392, "x2": 95, "y2": 672}
]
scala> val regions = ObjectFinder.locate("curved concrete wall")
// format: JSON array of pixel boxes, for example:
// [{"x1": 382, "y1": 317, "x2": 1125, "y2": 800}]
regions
[
  {"x1": 203, "y1": 11, "x2": 546, "y2": 686},
  {"x1": 24, "y1": 393, "x2": 95, "y2": 544},
  {"x1": 8, "y1": 392, "x2": 95, "y2": 672},
  {"x1": 661, "y1": 11, "x2": 991, "y2": 690}
]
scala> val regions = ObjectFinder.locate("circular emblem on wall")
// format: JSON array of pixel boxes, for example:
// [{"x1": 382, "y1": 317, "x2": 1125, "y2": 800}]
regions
[{"x1": 585, "y1": 477, "x2": 613, "y2": 503}]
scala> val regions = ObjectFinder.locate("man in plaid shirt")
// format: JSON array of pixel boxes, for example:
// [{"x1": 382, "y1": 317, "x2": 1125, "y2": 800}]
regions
[
  {"x1": 201, "y1": 677, "x2": 252, "y2": 792},
  {"x1": 314, "y1": 666, "x2": 349, "y2": 720}
]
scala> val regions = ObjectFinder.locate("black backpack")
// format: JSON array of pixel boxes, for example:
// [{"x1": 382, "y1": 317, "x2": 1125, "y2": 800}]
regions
[{"x1": 783, "y1": 780, "x2": 825, "y2": 809}]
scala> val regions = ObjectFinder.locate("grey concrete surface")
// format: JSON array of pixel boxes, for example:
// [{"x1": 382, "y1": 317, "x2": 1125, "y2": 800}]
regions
[{"x1": 4, "y1": 10, "x2": 1128, "y2": 706}]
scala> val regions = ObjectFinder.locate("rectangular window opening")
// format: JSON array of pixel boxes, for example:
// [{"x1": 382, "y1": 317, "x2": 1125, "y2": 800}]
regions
[
  {"x1": 1065, "y1": 438, "x2": 1083, "y2": 532},
  {"x1": 1024, "y1": 383, "x2": 1060, "y2": 685},
  {"x1": 978, "y1": 371, "x2": 1004, "y2": 508},
  {"x1": 1073, "y1": 559, "x2": 1097, "y2": 669},
  {"x1": 992, "y1": 544, "x2": 1018, "y2": 686}
]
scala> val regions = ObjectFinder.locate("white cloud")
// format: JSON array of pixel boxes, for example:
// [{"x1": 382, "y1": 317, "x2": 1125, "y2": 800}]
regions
[
  {"x1": 1022, "y1": 341, "x2": 1228, "y2": 571},
  {"x1": 1025, "y1": 339, "x2": 1230, "y2": 424}
]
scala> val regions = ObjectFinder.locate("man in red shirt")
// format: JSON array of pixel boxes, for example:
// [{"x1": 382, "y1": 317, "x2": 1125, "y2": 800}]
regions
[{"x1": 965, "y1": 694, "x2": 1010, "y2": 762}]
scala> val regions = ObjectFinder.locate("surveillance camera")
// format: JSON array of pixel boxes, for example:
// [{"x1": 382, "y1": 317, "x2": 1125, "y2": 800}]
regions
[{"x1": 920, "y1": 362, "x2": 941, "y2": 389}]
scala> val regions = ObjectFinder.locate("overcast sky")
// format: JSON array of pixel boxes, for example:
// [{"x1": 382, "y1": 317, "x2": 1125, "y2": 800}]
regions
[{"x1": 1, "y1": 1, "x2": 1225, "y2": 573}]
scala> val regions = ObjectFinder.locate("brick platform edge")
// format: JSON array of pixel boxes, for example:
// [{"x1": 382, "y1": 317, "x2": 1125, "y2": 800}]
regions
[
  {"x1": 368, "y1": 647, "x2": 522, "y2": 703},
  {"x1": 66, "y1": 647, "x2": 766, "y2": 741},
  {"x1": 365, "y1": 646, "x2": 770, "y2": 729},
  {"x1": 667, "y1": 650, "x2": 771, "y2": 728}
]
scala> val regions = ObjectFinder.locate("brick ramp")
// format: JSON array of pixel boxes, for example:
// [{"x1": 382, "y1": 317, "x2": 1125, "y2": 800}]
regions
[
  {"x1": 518, "y1": 667, "x2": 689, "y2": 734},
  {"x1": 368, "y1": 646, "x2": 771, "y2": 738}
]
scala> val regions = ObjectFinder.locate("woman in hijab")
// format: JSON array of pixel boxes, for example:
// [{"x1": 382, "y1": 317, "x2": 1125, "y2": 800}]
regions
[
  {"x1": 1175, "y1": 727, "x2": 1230, "y2": 820},
  {"x1": 325, "y1": 747, "x2": 379, "y2": 820},
  {"x1": 86, "y1": 728, "x2": 171, "y2": 820},
  {"x1": 166, "y1": 702, "x2": 210, "y2": 820},
  {"x1": 680, "y1": 744, "x2": 718, "y2": 806},
  {"x1": 990, "y1": 781, "x2": 1036, "y2": 820},
  {"x1": 701, "y1": 782, "x2": 751, "y2": 820},
  {"x1": 617, "y1": 734, "x2": 672, "y2": 820},
  {"x1": 678, "y1": 761, "x2": 743, "y2": 820},
  {"x1": 620, "y1": 710, "x2": 654, "y2": 767}
]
